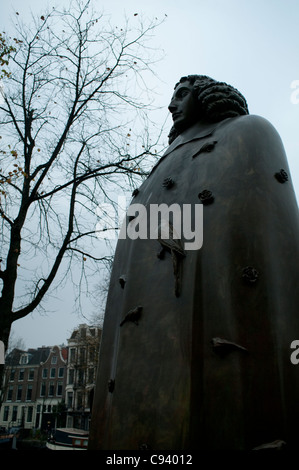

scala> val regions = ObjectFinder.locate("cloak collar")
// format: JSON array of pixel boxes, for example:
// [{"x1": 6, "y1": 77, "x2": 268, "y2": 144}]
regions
[
  {"x1": 149, "y1": 119, "x2": 232, "y2": 177},
  {"x1": 163, "y1": 122, "x2": 216, "y2": 158}
]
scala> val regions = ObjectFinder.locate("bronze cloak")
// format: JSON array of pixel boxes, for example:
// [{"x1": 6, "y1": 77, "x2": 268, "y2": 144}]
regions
[{"x1": 89, "y1": 115, "x2": 299, "y2": 450}]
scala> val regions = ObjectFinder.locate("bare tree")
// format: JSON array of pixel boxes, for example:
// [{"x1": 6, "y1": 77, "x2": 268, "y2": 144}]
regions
[{"x1": 0, "y1": 0, "x2": 165, "y2": 389}]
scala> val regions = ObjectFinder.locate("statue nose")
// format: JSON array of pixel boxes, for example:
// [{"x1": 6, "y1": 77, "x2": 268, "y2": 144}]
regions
[{"x1": 168, "y1": 100, "x2": 177, "y2": 113}]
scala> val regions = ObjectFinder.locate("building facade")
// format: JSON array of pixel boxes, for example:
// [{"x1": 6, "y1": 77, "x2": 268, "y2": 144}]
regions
[
  {"x1": 65, "y1": 324, "x2": 101, "y2": 431},
  {"x1": 0, "y1": 345, "x2": 67, "y2": 431},
  {"x1": 35, "y1": 345, "x2": 68, "y2": 430},
  {"x1": 0, "y1": 324, "x2": 101, "y2": 432}
]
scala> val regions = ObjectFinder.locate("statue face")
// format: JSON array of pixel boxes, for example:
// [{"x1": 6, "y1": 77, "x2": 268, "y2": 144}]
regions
[{"x1": 168, "y1": 81, "x2": 199, "y2": 132}]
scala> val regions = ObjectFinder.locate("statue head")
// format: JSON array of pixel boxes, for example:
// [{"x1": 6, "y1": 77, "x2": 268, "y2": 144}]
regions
[{"x1": 168, "y1": 75, "x2": 249, "y2": 143}]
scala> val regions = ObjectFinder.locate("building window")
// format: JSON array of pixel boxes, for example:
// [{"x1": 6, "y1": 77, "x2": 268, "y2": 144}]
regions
[
  {"x1": 77, "y1": 392, "x2": 83, "y2": 409},
  {"x1": 19, "y1": 369, "x2": 24, "y2": 381},
  {"x1": 68, "y1": 369, "x2": 74, "y2": 385},
  {"x1": 70, "y1": 348, "x2": 76, "y2": 363},
  {"x1": 7, "y1": 386, "x2": 13, "y2": 401},
  {"x1": 20, "y1": 354, "x2": 29, "y2": 365},
  {"x1": 79, "y1": 347, "x2": 86, "y2": 364},
  {"x1": 78, "y1": 369, "x2": 84, "y2": 385},
  {"x1": 67, "y1": 392, "x2": 73, "y2": 408},
  {"x1": 9, "y1": 369, "x2": 15, "y2": 381},
  {"x1": 17, "y1": 385, "x2": 22, "y2": 401},
  {"x1": 40, "y1": 382, "x2": 46, "y2": 397},
  {"x1": 3, "y1": 406, "x2": 9, "y2": 421},
  {"x1": 50, "y1": 368, "x2": 56, "y2": 378},
  {"x1": 42, "y1": 368, "x2": 48, "y2": 378},
  {"x1": 51, "y1": 356, "x2": 57, "y2": 364},
  {"x1": 89, "y1": 346, "x2": 96, "y2": 362},
  {"x1": 57, "y1": 381, "x2": 63, "y2": 396},
  {"x1": 58, "y1": 367, "x2": 64, "y2": 378},
  {"x1": 48, "y1": 381, "x2": 54, "y2": 397},
  {"x1": 29, "y1": 368, "x2": 34, "y2": 381},
  {"x1": 26, "y1": 385, "x2": 32, "y2": 401},
  {"x1": 27, "y1": 406, "x2": 33, "y2": 422},
  {"x1": 12, "y1": 406, "x2": 17, "y2": 422}
]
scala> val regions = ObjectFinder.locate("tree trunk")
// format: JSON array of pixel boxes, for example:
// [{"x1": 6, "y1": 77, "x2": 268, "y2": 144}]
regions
[{"x1": 0, "y1": 311, "x2": 12, "y2": 410}]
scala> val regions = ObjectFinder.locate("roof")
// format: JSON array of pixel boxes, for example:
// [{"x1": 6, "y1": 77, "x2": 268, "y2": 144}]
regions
[{"x1": 5, "y1": 347, "x2": 51, "y2": 366}]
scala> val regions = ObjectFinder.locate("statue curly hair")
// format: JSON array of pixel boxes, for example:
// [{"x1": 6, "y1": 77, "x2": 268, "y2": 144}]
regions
[{"x1": 168, "y1": 75, "x2": 249, "y2": 144}]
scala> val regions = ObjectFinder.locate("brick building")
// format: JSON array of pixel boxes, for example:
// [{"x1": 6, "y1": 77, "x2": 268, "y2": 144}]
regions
[
  {"x1": 65, "y1": 324, "x2": 101, "y2": 430},
  {"x1": 0, "y1": 345, "x2": 67, "y2": 430},
  {"x1": 0, "y1": 324, "x2": 101, "y2": 433},
  {"x1": 35, "y1": 345, "x2": 68, "y2": 430}
]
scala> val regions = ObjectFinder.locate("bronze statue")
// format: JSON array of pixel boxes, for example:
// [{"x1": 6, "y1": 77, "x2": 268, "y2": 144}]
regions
[{"x1": 89, "y1": 75, "x2": 299, "y2": 450}]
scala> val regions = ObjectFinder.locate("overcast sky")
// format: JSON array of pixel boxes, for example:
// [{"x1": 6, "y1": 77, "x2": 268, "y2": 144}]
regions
[{"x1": 2, "y1": 0, "x2": 299, "y2": 348}]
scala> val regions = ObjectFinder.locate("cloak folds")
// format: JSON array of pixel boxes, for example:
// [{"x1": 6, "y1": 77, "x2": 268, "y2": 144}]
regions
[{"x1": 89, "y1": 115, "x2": 299, "y2": 451}]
